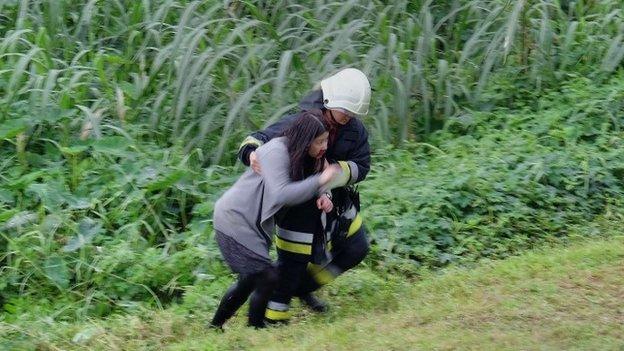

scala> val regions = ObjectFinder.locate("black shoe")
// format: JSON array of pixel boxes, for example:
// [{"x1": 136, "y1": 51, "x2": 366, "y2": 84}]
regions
[
  {"x1": 210, "y1": 305, "x2": 235, "y2": 329},
  {"x1": 208, "y1": 323, "x2": 224, "y2": 332},
  {"x1": 299, "y1": 293, "x2": 328, "y2": 313},
  {"x1": 248, "y1": 321, "x2": 267, "y2": 329}
]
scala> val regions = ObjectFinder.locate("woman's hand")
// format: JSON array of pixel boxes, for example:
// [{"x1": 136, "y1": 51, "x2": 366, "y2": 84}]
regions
[
  {"x1": 319, "y1": 164, "x2": 341, "y2": 186},
  {"x1": 249, "y1": 151, "x2": 262, "y2": 174},
  {"x1": 317, "y1": 194, "x2": 333, "y2": 213}
]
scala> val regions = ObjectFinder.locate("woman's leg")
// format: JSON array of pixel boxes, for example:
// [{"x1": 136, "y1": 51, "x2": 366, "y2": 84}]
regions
[
  {"x1": 212, "y1": 231, "x2": 274, "y2": 328},
  {"x1": 247, "y1": 265, "x2": 279, "y2": 328},
  {"x1": 210, "y1": 273, "x2": 256, "y2": 328}
]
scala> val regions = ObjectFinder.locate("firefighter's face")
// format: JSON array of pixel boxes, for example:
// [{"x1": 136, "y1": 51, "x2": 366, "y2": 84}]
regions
[
  {"x1": 330, "y1": 109, "x2": 355, "y2": 125},
  {"x1": 308, "y1": 131, "x2": 329, "y2": 158}
]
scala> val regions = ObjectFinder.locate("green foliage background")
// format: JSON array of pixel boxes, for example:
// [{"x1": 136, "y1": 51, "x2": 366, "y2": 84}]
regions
[{"x1": 1, "y1": 0, "x2": 624, "y2": 321}]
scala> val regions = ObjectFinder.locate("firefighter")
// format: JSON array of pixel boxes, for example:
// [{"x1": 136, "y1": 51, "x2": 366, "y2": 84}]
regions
[
  {"x1": 237, "y1": 68, "x2": 372, "y2": 322},
  {"x1": 210, "y1": 112, "x2": 340, "y2": 329}
]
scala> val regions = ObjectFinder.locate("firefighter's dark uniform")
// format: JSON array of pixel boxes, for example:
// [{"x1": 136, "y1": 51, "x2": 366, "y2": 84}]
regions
[{"x1": 238, "y1": 90, "x2": 371, "y2": 322}]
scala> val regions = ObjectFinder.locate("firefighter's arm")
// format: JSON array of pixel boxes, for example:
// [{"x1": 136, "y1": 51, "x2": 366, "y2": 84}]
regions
[
  {"x1": 327, "y1": 127, "x2": 371, "y2": 189},
  {"x1": 237, "y1": 114, "x2": 299, "y2": 166}
]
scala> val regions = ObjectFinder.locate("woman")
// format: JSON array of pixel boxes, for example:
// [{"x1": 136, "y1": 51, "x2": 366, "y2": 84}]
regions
[
  {"x1": 210, "y1": 110, "x2": 339, "y2": 329},
  {"x1": 237, "y1": 68, "x2": 372, "y2": 320}
]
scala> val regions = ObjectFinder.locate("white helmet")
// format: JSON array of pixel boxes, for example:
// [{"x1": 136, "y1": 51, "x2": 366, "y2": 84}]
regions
[{"x1": 320, "y1": 68, "x2": 371, "y2": 116}]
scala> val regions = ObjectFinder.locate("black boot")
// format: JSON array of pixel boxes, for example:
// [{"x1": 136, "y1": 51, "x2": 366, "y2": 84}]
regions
[
  {"x1": 210, "y1": 275, "x2": 256, "y2": 328},
  {"x1": 299, "y1": 293, "x2": 328, "y2": 313}
]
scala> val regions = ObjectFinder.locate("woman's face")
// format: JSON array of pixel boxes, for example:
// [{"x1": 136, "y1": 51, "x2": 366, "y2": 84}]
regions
[{"x1": 308, "y1": 131, "x2": 329, "y2": 158}]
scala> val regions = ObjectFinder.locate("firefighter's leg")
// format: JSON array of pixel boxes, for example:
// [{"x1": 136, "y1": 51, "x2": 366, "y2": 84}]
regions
[
  {"x1": 265, "y1": 258, "x2": 307, "y2": 324},
  {"x1": 296, "y1": 225, "x2": 370, "y2": 297},
  {"x1": 331, "y1": 225, "x2": 370, "y2": 271}
]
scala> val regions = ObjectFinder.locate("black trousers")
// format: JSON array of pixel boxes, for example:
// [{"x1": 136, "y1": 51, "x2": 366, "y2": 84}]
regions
[
  {"x1": 210, "y1": 266, "x2": 279, "y2": 328},
  {"x1": 296, "y1": 226, "x2": 370, "y2": 296},
  {"x1": 211, "y1": 232, "x2": 278, "y2": 328},
  {"x1": 266, "y1": 226, "x2": 369, "y2": 321}
]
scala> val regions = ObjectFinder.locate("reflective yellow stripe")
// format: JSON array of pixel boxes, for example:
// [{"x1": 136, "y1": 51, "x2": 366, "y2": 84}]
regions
[
  {"x1": 265, "y1": 309, "x2": 291, "y2": 321},
  {"x1": 337, "y1": 161, "x2": 350, "y2": 175},
  {"x1": 238, "y1": 136, "x2": 263, "y2": 151},
  {"x1": 307, "y1": 263, "x2": 321, "y2": 271},
  {"x1": 336, "y1": 161, "x2": 351, "y2": 187},
  {"x1": 313, "y1": 269, "x2": 335, "y2": 285},
  {"x1": 347, "y1": 213, "x2": 362, "y2": 237},
  {"x1": 325, "y1": 161, "x2": 351, "y2": 189},
  {"x1": 307, "y1": 263, "x2": 336, "y2": 285},
  {"x1": 275, "y1": 236, "x2": 311, "y2": 255}
]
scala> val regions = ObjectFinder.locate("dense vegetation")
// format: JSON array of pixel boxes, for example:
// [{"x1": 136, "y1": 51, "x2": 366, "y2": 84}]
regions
[
  {"x1": 365, "y1": 76, "x2": 624, "y2": 270},
  {"x1": 1, "y1": 0, "x2": 624, "y2": 330}
]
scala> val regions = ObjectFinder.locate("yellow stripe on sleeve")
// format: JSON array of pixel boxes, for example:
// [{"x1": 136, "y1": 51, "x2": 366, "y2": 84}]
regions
[{"x1": 238, "y1": 136, "x2": 263, "y2": 151}]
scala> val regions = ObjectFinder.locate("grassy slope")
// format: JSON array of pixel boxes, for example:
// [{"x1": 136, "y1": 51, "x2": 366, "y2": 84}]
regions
[
  {"x1": 5, "y1": 234, "x2": 623, "y2": 350},
  {"x1": 183, "y1": 237, "x2": 624, "y2": 351}
]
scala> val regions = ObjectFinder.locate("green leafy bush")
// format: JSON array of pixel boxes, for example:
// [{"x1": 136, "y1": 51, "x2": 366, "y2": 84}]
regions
[{"x1": 364, "y1": 76, "x2": 624, "y2": 270}]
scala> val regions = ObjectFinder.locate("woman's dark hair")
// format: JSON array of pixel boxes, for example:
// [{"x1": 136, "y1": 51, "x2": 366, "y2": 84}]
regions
[{"x1": 282, "y1": 109, "x2": 328, "y2": 181}]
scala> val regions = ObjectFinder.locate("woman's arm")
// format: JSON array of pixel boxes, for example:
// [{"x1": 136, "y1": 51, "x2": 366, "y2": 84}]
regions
[{"x1": 258, "y1": 144, "x2": 321, "y2": 207}]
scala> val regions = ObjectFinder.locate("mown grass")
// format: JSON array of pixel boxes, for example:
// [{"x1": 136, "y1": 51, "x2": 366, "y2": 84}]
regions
[{"x1": 2, "y1": 227, "x2": 623, "y2": 350}]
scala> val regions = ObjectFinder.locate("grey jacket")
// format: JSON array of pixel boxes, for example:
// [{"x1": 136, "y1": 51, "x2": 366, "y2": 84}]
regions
[{"x1": 213, "y1": 137, "x2": 321, "y2": 260}]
